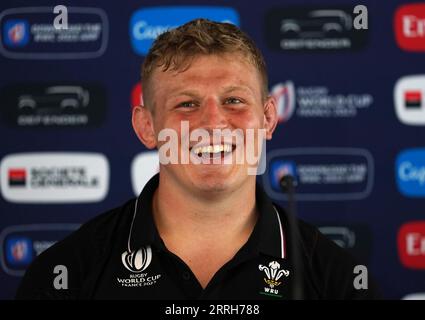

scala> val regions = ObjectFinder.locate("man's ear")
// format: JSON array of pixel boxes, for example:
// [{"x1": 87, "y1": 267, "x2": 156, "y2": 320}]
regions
[
  {"x1": 263, "y1": 96, "x2": 278, "y2": 140},
  {"x1": 132, "y1": 105, "x2": 157, "y2": 149}
]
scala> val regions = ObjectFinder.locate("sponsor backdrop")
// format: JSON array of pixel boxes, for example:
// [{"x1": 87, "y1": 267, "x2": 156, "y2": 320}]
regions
[{"x1": 0, "y1": 0, "x2": 424, "y2": 299}]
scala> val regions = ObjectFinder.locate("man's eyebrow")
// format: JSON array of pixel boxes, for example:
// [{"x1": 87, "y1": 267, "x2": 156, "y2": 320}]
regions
[
  {"x1": 222, "y1": 85, "x2": 255, "y2": 95},
  {"x1": 167, "y1": 90, "x2": 201, "y2": 99},
  {"x1": 166, "y1": 86, "x2": 255, "y2": 100}
]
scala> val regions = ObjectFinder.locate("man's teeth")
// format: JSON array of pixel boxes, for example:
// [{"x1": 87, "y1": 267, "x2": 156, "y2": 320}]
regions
[{"x1": 192, "y1": 144, "x2": 232, "y2": 155}]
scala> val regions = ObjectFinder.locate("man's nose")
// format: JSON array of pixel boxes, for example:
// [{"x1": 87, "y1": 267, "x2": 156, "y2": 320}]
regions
[{"x1": 199, "y1": 98, "x2": 228, "y2": 130}]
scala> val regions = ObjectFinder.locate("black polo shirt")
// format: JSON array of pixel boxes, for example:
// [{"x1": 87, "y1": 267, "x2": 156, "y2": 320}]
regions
[{"x1": 16, "y1": 174, "x2": 379, "y2": 300}]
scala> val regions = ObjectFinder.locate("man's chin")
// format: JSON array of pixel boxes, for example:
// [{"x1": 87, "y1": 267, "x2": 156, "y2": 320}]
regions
[
  {"x1": 187, "y1": 167, "x2": 248, "y2": 194},
  {"x1": 188, "y1": 171, "x2": 232, "y2": 191},
  {"x1": 191, "y1": 179, "x2": 231, "y2": 194}
]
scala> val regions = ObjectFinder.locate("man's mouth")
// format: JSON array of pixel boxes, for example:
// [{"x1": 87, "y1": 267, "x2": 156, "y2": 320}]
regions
[{"x1": 191, "y1": 143, "x2": 236, "y2": 160}]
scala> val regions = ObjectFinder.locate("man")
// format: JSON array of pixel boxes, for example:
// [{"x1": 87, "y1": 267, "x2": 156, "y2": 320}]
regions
[{"x1": 16, "y1": 19, "x2": 378, "y2": 299}]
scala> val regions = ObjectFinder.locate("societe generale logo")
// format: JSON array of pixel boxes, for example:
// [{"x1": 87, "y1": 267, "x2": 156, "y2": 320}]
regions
[
  {"x1": 0, "y1": 152, "x2": 109, "y2": 203},
  {"x1": 394, "y1": 75, "x2": 425, "y2": 125},
  {"x1": 394, "y1": 3, "x2": 425, "y2": 52},
  {"x1": 397, "y1": 221, "x2": 425, "y2": 269}
]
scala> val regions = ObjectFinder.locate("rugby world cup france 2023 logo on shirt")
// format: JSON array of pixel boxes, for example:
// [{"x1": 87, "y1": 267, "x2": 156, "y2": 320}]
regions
[{"x1": 119, "y1": 246, "x2": 162, "y2": 287}]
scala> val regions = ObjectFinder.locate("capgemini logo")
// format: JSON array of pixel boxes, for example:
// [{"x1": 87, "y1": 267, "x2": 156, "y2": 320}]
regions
[
  {"x1": 396, "y1": 148, "x2": 425, "y2": 197},
  {"x1": 121, "y1": 246, "x2": 152, "y2": 273}
]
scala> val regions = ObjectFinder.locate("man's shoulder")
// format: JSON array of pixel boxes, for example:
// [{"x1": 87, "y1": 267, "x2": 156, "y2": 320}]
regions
[
  {"x1": 15, "y1": 198, "x2": 136, "y2": 299},
  {"x1": 47, "y1": 197, "x2": 135, "y2": 255},
  {"x1": 77, "y1": 198, "x2": 136, "y2": 239}
]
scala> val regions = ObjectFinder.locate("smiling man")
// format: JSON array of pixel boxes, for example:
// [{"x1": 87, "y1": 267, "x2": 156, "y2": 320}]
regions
[{"x1": 16, "y1": 19, "x2": 379, "y2": 300}]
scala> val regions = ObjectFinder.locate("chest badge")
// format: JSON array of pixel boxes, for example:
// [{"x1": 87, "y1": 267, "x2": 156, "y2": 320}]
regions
[
  {"x1": 258, "y1": 261, "x2": 289, "y2": 298},
  {"x1": 117, "y1": 245, "x2": 162, "y2": 287},
  {"x1": 121, "y1": 245, "x2": 152, "y2": 273}
]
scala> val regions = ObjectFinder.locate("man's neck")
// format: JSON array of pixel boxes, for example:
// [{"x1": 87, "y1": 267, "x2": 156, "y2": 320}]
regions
[
  {"x1": 151, "y1": 172, "x2": 258, "y2": 288},
  {"x1": 152, "y1": 173, "x2": 258, "y2": 242}
]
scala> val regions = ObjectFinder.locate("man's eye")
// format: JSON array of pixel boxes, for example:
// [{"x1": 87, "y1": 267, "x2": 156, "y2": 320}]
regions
[
  {"x1": 178, "y1": 101, "x2": 197, "y2": 108},
  {"x1": 225, "y1": 97, "x2": 243, "y2": 105}
]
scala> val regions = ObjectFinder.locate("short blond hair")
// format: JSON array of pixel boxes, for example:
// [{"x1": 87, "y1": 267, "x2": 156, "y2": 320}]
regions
[{"x1": 141, "y1": 18, "x2": 268, "y2": 109}]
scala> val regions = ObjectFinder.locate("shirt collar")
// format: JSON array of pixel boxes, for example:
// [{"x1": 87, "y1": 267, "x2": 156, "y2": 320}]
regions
[
  {"x1": 254, "y1": 183, "x2": 287, "y2": 259},
  {"x1": 129, "y1": 173, "x2": 162, "y2": 252},
  {"x1": 129, "y1": 173, "x2": 286, "y2": 259}
]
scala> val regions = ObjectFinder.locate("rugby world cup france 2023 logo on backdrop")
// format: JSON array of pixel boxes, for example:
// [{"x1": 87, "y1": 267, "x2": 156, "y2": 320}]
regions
[
  {"x1": 0, "y1": 6, "x2": 108, "y2": 59},
  {"x1": 264, "y1": 148, "x2": 374, "y2": 201},
  {"x1": 0, "y1": 224, "x2": 80, "y2": 276}
]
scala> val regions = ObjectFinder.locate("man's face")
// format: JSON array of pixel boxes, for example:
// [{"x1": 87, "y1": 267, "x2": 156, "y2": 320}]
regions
[{"x1": 138, "y1": 53, "x2": 276, "y2": 195}]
